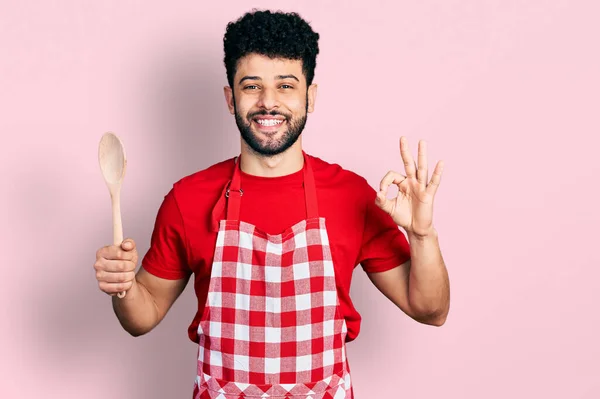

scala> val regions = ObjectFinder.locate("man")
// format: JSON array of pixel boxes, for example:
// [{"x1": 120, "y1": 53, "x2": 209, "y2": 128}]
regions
[{"x1": 94, "y1": 9, "x2": 449, "y2": 399}]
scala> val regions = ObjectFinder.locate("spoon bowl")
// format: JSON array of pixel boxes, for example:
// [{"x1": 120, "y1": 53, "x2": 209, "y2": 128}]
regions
[{"x1": 99, "y1": 132, "x2": 126, "y2": 184}]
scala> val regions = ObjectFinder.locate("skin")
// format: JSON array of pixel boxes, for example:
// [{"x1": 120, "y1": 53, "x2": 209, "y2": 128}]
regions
[
  {"x1": 371, "y1": 138, "x2": 449, "y2": 326},
  {"x1": 224, "y1": 54, "x2": 317, "y2": 177},
  {"x1": 93, "y1": 52, "x2": 449, "y2": 336}
]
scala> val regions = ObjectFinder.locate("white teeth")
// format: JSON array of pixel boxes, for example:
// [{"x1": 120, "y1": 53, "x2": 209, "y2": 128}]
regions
[{"x1": 256, "y1": 119, "x2": 283, "y2": 127}]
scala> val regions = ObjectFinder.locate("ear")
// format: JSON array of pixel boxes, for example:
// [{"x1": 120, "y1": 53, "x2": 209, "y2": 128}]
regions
[
  {"x1": 307, "y1": 83, "x2": 318, "y2": 113},
  {"x1": 224, "y1": 86, "x2": 235, "y2": 115}
]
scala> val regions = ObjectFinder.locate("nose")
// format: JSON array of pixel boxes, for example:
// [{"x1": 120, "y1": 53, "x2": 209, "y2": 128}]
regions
[{"x1": 256, "y1": 87, "x2": 279, "y2": 110}]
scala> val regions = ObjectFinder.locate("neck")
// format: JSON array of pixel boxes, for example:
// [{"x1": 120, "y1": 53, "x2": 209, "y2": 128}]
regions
[{"x1": 239, "y1": 138, "x2": 304, "y2": 177}]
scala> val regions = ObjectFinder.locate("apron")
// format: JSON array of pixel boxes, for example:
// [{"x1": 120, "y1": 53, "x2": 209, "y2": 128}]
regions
[{"x1": 194, "y1": 152, "x2": 353, "y2": 399}]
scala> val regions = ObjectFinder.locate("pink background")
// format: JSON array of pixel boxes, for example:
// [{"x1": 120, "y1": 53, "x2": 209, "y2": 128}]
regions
[{"x1": 1, "y1": 0, "x2": 599, "y2": 398}]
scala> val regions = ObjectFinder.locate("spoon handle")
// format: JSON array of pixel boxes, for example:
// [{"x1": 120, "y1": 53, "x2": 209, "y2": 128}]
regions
[{"x1": 111, "y1": 188, "x2": 127, "y2": 299}]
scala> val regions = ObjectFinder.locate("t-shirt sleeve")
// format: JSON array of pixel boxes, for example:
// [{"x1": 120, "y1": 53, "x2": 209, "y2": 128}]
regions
[
  {"x1": 141, "y1": 187, "x2": 191, "y2": 280},
  {"x1": 357, "y1": 184, "x2": 411, "y2": 273}
]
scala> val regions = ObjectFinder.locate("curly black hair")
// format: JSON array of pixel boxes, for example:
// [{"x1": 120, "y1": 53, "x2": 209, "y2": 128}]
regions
[{"x1": 223, "y1": 9, "x2": 320, "y2": 88}]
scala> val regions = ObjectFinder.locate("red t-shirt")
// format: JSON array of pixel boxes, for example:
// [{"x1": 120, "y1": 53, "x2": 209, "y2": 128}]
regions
[{"x1": 141, "y1": 154, "x2": 411, "y2": 343}]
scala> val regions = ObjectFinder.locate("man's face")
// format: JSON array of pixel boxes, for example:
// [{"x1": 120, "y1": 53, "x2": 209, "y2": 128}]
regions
[{"x1": 225, "y1": 53, "x2": 317, "y2": 156}]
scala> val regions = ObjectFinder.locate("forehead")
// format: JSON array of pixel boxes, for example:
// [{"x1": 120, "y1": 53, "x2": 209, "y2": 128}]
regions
[{"x1": 235, "y1": 53, "x2": 304, "y2": 82}]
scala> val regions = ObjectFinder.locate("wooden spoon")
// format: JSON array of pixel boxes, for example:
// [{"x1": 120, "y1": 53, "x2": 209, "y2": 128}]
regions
[{"x1": 98, "y1": 132, "x2": 128, "y2": 298}]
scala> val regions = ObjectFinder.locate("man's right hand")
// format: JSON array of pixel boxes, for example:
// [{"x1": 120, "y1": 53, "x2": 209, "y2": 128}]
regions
[{"x1": 94, "y1": 238, "x2": 138, "y2": 296}]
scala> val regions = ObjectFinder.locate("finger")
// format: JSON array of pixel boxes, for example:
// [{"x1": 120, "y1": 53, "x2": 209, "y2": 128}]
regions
[
  {"x1": 400, "y1": 137, "x2": 416, "y2": 178},
  {"x1": 96, "y1": 270, "x2": 136, "y2": 284},
  {"x1": 121, "y1": 238, "x2": 136, "y2": 251},
  {"x1": 100, "y1": 246, "x2": 136, "y2": 261},
  {"x1": 379, "y1": 170, "x2": 407, "y2": 193},
  {"x1": 417, "y1": 140, "x2": 428, "y2": 189},
  {"x1": 375, "y1": 191, "x2": 396, "y2": 216},
  {"x1": 98, "y1": 280, "x2": 134, "y2": 295},
  {"x1": 94, "y1": 259, "x2": 136, "y2": 273},
  {"x1": 426, "y1": 160, "x2": 444, "y2": 197}
]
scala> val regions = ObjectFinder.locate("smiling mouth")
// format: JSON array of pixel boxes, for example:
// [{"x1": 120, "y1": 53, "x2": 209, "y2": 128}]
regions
[
  {"x1": 254, "y1": 118, "x2": 285, "y2": 127},
  {"x1": 252, "y1": 117, "x2": 287, "y2": 133}
]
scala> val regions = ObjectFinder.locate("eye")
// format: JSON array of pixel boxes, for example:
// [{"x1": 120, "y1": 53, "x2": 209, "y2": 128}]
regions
[
  {"x1": 244, "y1": 85, "x2": 259, "y2": 90},
  {"x1": 280, "y1": 84, "x2": 293, "y2": 89}
]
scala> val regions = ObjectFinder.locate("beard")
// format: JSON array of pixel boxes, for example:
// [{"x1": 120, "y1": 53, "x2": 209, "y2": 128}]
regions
[{"x1": 234, "y1": 98, "x2": 308, "y2": 157}]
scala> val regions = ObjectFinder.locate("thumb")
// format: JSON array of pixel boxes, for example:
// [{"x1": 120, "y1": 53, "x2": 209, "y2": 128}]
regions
[
  {"x1": 121, "y1": 239, "x2": 136, "y2": 251},
  {"x1": 375, "y1": 191, "x2": 394, "y2": 215}
]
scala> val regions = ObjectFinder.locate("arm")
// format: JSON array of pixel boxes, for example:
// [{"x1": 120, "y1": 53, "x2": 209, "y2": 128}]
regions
[
  {"x1": 371, "y1": 136, "x2": 449, "y2": 326},
  {"x1": 110, "y1": 187, "x2": 191, "y2": 336},
  {"x1": 112, "y1": 267, "x2": 189, "y2": 336},
  {"x1": 367, "y1": 229, "x2": 449, "y2": 326}
]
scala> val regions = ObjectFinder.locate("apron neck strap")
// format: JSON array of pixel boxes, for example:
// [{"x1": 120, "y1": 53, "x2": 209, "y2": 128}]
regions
[{"x1": 226, "y1": 151, "x2": 318, "y2": 221}]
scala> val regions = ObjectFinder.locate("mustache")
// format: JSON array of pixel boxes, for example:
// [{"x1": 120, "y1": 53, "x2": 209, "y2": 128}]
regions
[{"x1": 248, "y1": 110, "x2": 290, "y2": 119}]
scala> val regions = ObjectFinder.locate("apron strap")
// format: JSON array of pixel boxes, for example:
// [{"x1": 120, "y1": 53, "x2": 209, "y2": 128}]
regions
[
  {"x1": 302, "y1": 152, "x2": 319, "y2": 219},
  {"x1": 226, "y1": 156, "x2": 243, "y2": 221},
  {"x1": 225, "y1": 151, "x2": 319, "y2": 221}
]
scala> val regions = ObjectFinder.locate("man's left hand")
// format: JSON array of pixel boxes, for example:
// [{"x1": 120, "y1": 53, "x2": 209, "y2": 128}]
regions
[{"x1": 376, "y1": 136, "x2": 444, "y2": 238}]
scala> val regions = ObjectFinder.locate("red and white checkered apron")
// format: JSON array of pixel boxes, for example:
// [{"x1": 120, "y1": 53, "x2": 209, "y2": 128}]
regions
[{"x1": 193, "y1": 153, "x2": 352, "y2": 399}]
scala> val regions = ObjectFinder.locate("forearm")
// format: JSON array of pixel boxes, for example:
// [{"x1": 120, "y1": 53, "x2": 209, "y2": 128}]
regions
[
  {"x1": 112, "y1": 278, "x2": 160, "y2": 337},
  {"x1": 407, "y1": 228, "x2": 450, "y2": 324}
]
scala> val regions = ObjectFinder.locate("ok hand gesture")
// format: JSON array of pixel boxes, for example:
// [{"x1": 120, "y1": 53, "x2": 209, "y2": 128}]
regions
[{"x1": 375, "y1": 137, "x2": 444, "y2": 237}]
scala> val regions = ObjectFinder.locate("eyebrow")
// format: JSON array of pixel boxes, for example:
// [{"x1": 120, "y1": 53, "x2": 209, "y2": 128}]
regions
[
  {"x1": 276, "y1": 74, "x2": 300, "y2": 82},
  {"x1": 238, "y1": 74, "x2": 300, "y2": 85}
]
